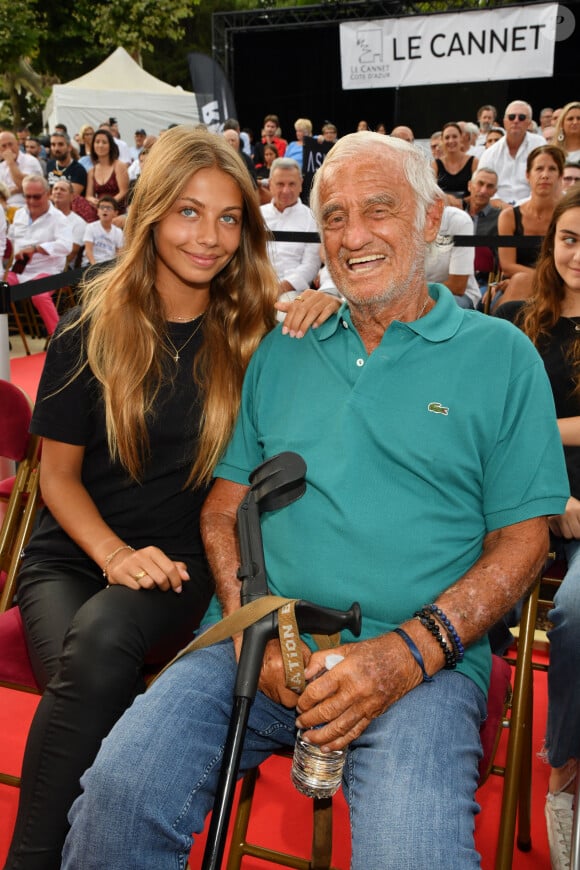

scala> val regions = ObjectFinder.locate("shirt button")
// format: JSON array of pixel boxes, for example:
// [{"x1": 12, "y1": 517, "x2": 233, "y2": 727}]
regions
[
  {"x1": 342, "y1": 320, "x2": 349, "y2": 329},
  {"x1": 356, "y1": 358, "x2": 364, "y2": 367}
]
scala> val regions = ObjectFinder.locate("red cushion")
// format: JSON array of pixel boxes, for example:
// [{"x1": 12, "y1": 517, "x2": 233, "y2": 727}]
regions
[
  {"x1": 0, "y1": 607, "x2": 38, "y2": 689},
  {"x1": 0, "y1": 475, "x2": 16, "y2": 499}
]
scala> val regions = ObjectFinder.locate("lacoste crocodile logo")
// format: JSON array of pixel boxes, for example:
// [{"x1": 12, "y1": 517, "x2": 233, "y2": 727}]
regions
[{"x1": 428, "y1": 402, "x2": 449, "y2": 416}]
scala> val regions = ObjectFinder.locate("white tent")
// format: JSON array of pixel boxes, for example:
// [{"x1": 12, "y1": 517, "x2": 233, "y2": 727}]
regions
[{"x1": 43, "y1": 47, "x2": 200, "y2": 139}]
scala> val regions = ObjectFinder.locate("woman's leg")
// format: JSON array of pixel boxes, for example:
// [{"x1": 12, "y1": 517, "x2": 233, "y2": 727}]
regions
[{"x1": 5, "y1": 557, "x2": 212, "y2": 870}]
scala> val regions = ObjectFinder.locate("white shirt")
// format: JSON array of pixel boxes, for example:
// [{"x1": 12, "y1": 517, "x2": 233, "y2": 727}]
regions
[
  {"x1": 479, "y1": 132, "x2": 545, "y2": 204},
  {"x1": 62, "y1": 210, "x2": 87, "y2": 248},
  {"x1": 83, "y1": 221, "x2": 124, "y2": 264},
  {"x1": 425, "y1": 206, "x2": 480, "y2": 307},
  {"x1": 114, "y1": 137, "x2": 132, "y2": 165},
  {"x1": 260, "y1": 199, "x2": 320, "y2": 292},
  {"x1": 9, "y1": 202, "x2": 73, "y2": 277},
  {"x1": 0, "y1": 206, "x2": 7, "y2": 263},
  {"x1": 0, "y1": 152, "x2": 43, "y2": 207}
]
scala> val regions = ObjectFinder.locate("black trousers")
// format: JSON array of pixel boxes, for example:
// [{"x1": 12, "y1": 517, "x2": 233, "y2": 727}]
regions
[{"x1": 4, "y1": 555, "x2": 213, "y2": 870}]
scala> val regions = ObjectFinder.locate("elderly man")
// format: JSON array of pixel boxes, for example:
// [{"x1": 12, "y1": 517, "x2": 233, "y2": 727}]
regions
[
  {"x1": 0, "y1": 130, "x2": 42, "y2": 207},
  {"x1": 390, "y1": 124, "x2": 414, "y2": 143},
  {"x1": 462, "y1": 167, "x2": 502, "y2": 288},
  {"x1": 480, "y1": 100, "x2": 545, "y2": 205},
  {"x1": 7, "y1": 174, "x2": 72, "y2": 334},
  {"x1": 46, "y1": 131, "x2": 87, "y2": 196},
  {"x1": 61, "y1": 132, "x2": 568, "y2": 870},
  {"x1": 260, "y1": 156, "x2": 320, "y2": 297},
  {"x1": 51, "y1": 178, "x2": 87, "y2": 266}
]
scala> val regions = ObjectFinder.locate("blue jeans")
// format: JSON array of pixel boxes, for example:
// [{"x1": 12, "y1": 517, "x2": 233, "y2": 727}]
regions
[
  {"x1": 545, "y1": 538, "x2": 580, "y2": 767},
  {"x1": 62, "y1": 639, "x2": 486, "y2": 870}
]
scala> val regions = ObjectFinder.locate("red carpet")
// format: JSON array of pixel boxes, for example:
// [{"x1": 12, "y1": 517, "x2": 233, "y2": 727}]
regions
[
  {"x1": 0, "y1": 660, "x2": 552, "y2": 868},
  {"x1": 9, "y1": 352, "x2": 46, "y2": 402}
]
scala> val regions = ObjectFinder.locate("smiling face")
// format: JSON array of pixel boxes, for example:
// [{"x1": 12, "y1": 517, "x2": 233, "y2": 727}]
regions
[
  {"x1": 318, "y1": 148, "x2": 441, "y2": 310},
  {"x1": 154, "y1": 167, "x2": 243, "y2": 310},
  {"x1": 554, "y1": 207, "x2": 580, "y2": 298},
  {"x1": 93, "y1": 133, "x2": 111, "y2": 160},
  {"x1": 442, "y1": 125, "x2": 461, "y2": 154}
]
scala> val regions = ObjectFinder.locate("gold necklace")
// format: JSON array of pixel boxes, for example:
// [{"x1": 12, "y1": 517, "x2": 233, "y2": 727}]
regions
[{"x1": 164, "y1": 314, "x2": 205, "y2": 363}]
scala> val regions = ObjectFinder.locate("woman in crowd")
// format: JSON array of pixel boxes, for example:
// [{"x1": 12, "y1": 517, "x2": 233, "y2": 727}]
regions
[
  {"x1": 496, "y1": 187, "x2": 580, "y2": 870},
  {"x1": 495, "y1": 145, "x2": 564, "y2": 307},
  {"x1": 3, "y1": 126, "x2": 336, "y2": 870},
  {"x1": 77, "y1": 124, "x2": 94, "y2": 170},
  {"x1": 432, "y1": 121, "x2": 479, "y2": 206},
  {"x1": 554, "y1": 101, "x2": 580, "y2": 162},
  {"x1": 85, "y1": 128, "x2": 129, "y2": 220},
  {"x1": 284, "y1": 118, "x2": 313, "y2": 171}
]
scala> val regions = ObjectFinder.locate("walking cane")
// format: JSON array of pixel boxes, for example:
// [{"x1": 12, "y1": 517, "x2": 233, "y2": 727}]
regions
[{"x1": 202, "y1": 451, "x2": 361, "y2": 870}]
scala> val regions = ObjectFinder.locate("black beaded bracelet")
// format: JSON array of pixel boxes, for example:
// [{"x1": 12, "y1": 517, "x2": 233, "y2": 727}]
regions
[
  {"x1": 425, "y1": 604, "x2": 465, "y2": 663},
  {"x1": 414, "y1": 611, "x2": 458, "y2": 669},
  {"x1": 393, "y1": 627, "x2": 433, "y2": 683}
]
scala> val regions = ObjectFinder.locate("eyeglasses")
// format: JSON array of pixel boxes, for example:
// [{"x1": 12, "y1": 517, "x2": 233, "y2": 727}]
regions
[
  {"x1": 506, "y1": 113, "x2": 528, "y2": 122},
  {"x1": 24, "y1": 193, "x2": 45, "y2": 201}
]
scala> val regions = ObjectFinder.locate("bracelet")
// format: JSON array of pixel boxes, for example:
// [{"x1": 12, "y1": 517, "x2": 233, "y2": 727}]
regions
[
  {"x1": 102, "y1": 545, "x2": 134, "y2": 580},
  {"x1": 424, "y1": 604, "x2": 465, "y2": 663},
  {"x1": 393, "y1": 627, "x2": 433, "y2": 683},
  {"x1": 414, "y1": 610, "x2": 457, "y2": 669}
]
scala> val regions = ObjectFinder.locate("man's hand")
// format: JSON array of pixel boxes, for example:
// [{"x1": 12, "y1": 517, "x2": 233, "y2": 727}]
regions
[
  {"x1": 549, "y1": 496, "x2": 580, "y2": 539},
  {"x1": 295, "y1": 633, "x2": 422, "y2": 751}
]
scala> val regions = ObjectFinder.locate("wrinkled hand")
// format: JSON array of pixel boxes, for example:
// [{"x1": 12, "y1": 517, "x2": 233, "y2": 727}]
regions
[
  {"x1": 549, "y1": 496, "x2": 580, "y2": 539},
  {"x1": 276, "y1": 289, "x2": 342, "y2": 338},
  {"x1": 106, "y1": 545, "x2": 190, "y2": 592},
  {"x1": 232, "y1": 636, "x2": 312, "y2": 708},
  {"x1": 295, "y1": 634, "x2": 421, "y2": 751}
]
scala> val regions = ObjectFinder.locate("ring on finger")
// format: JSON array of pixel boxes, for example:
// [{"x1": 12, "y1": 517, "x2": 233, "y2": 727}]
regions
[
  {"x1": 295, "y1": 294, "x2": 304, "y2": 302},
  {"x1": 133, "y1": 570, "x2": 147, "y2": 580}
]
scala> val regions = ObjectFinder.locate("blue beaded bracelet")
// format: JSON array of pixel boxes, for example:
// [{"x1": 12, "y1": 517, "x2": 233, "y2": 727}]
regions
[
  {"x1": 426, "y1": 604, "x2": 465, "y2": 662},
  {"x1": 393, "y1": 627, "x2": 433, "y2": 683}
]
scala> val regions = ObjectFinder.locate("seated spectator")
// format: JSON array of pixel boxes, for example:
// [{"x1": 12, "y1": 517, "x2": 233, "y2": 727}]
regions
[
  {"x1": 356, "y1": 119, "x2": 369, "y2": 131},
  {"x1": 51, "y1": 179, "x2": 87, "y2": 267},
  {"x1": 391, "y1": 125, "x2": 414, "y2": 143},
  {"x1": 253, "y1": 114, "x2": 287, "y2": 167},
  {"x1": 255, "y1": 143, "x2": 278, "y2": 205},
  {"x1": 475, "y1": 104, "x2": 497, "y2": 146},
  {"x1": 6, "y1": 174, "x2": 73, "y2": 335},
  {"x1": 0, "y1": 130, "x2": 43, "y2": 207},
  {"x1": 495, "y1": 145, "x2": 564, "y2": 307},
  {"x1": 78, "y1": 125, "x2": 95, "y2": 170},
  {"x1": 430, "y1": 131, "x2": 443, "y2": 159},
  {"x1": 424, "y1": 205, "x2": 481, "y2": 309},
  {"x1": 128, "y1": 135, "x2": 157, "y2": 183},
  {"x1": 480, "y1": 100, "x2": 545, "y2": 205},
  {"x1": 563, "y1": 161, "x2": 580, "y2": 193},
  {"x1": 285, "y1": 118, "x2": 313, "y2": 171},
  {"x1": 85, "y1": 129, "x2": 129, "y2": 220},
  {"x1": 83, "y1": 196, "x2": 124, "y2": 265},
  {"x1": 462, "y1": 167, "x2": 502, "y2": 290},
  {"x1": 485, "y1": 127, "x2": 505, "y2": 149},
  {"x1": 317, "y1": 122, "x2": 338, "y2": 145},
  {"x1": 130, "y1": 129, "x2": 147, "y2": 163},
  {"x1": 101, "y1": 118, "x2": 132, "y2": 164},
  {"x1": 375, "y1": 122, "x2": 387, "y2": 134},
  {"x1": 222, "y1": 127, "x2": 257, "y2": 188},
  {"x1": 433, "y1": 122, "x2": 479, "y2": 207},
  {"x1": 46, "y1": 131, "x2": 88, "y2": 196},
  {"x1": 260, "y1": 157, "x2": 320, "y2": 298},
  {"x1": 553, "y1": 101, "x2": 580, "y2": 162},
  {"x1": 25, "y1": 137, "x2": 47, "y2": 176}
]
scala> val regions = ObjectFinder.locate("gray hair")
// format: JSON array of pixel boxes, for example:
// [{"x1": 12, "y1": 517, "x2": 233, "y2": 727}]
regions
[
  {"x1": 472, "y1": 166, "x2": 498, "y2": 182},
  {"x1": 22, "y1": 174, "x2": 50, "y2": 192},
  {"x1": 270, "y1": 157, "x2": 301, "y2": 175},
  {"x1": 505, "y1": 100, "x2": 533, "y2": 119},
  {"x1": 310, "y1": 132, "x2": 443, "y2": 232}
]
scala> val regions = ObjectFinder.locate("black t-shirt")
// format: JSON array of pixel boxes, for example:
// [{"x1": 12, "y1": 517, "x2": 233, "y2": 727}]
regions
[
  {"x1": 26, "y1": 309, "x2": 209, "y2": 562},
  {"x1": 497, "y1": 301, "x2": 580, "y2": 498},
  {"x1": 46, "y1": 159, "x2": 88, "y2": 194}
]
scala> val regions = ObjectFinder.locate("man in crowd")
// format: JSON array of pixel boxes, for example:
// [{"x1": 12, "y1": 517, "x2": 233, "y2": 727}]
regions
[
  {"x1": 61, "y1": 132, "x2": 568, "y2": 870},
  {"x1": 6, "y1": 174, "x2": 72, "y2": 334},
  {"x1": 563, "y1": 161, "x2": 580, "y2": 193},
  {"x1": 253, "y1": 113, "x2": 287, "y2": 167},
  {"x1": 25, "y1": 137, "x2": 47, "y2": 177},
  {"x1": 475, "y1": 104, "x2": 497, "y2": 146},
  {"x1": 462, "y1": 167, "x2": 502, "y2": 290},
  {"x1": 260, "y1": 156, "x2": 320, "y2": 298},
  {"x1": 130, "y1": 129, "x2": 147, "y2": 163},
  {"x1": 46, "y1": 131, "x2": 87, "y2": 196},
  {"x1": 51, "y1": 178, "x2": 87, "y2": 267},
  {"x1": 0, "y1": 130, "x2": 43, "y2": 207},
  {"x1": 390, "y1": 124, "x2": 414, "y2": 143},
  {"x1": 222, "y1": 126, "x2": 257, "y2": 186},
  {"x1": 480, "y1": 100, "x2": 545, "y2": 205},
  {"x1": 539, "y1": 107, "x2": 554, "y2": 131}
]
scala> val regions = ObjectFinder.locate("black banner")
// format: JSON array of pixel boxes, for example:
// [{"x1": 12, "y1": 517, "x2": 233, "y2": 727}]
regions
[{"x1": 187, "y1": 53, "x2": 237, "y2": 133}]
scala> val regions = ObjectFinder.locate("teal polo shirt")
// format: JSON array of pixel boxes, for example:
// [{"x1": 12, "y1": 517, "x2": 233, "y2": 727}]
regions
[{"x1": 215, "y1": 284, "x2": 569, "y2": 694}]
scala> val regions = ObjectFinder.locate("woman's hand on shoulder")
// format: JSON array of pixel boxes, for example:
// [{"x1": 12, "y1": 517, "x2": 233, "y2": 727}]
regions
[
  {"x1": 106, "y1": 545, "x2": 190, "y2": 593},
  {"x1": 275, "y1": 289, "x2": 342, "y2": 338}
]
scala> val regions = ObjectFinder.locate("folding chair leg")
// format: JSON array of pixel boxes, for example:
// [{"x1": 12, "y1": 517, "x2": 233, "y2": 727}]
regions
[
  {"x1": 226, "y1": 767, "x2": 259, "y2": 870},
  {"x1": 516, "y1": 683, "x2": 533, "y2": 851},
  {"x1": 571, "y1": 772, "x2": 580, "y2": 870},
  {"x1": 9, "y1": 302, "x2": 31, "y2": 355}
]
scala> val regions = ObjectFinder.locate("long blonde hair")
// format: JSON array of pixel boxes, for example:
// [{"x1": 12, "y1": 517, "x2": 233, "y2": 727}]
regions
[{"x1": 73, "y1": 126, "x2": 278, "y2": 485}]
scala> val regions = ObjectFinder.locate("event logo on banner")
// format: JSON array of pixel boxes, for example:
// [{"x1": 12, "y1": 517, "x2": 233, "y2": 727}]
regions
[{"x1": 340, "y1": 3, "x2": 558, "y2": 89}]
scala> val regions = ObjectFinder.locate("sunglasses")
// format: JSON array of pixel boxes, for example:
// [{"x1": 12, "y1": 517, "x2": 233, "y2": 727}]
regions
[
  {"x1": 507, "y1": 113, "x2": 528, "y2": 122},
  {"x1": 24, "y1": 193, "x2": 45, "y2": 200}
]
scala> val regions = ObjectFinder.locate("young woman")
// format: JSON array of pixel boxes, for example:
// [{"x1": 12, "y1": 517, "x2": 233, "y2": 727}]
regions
[
  {"x1": 496, "y1": 187, "x2": 580, "y2": 869},
  {"x1": 432, "y1": 121, "x2": 479, "y2": 206},
  {"x1": 4, "y1": 126, "x2": 334, "y2": 870},
  {"x1": 495, "y1": 144, "x2": 564, "y2": 307},
  {"x1": 554, "y1": 101, "x2": 580, "y2": 162},
  {"x1": 85, "y1": 128, "x2": 129, "y2": 219}
]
